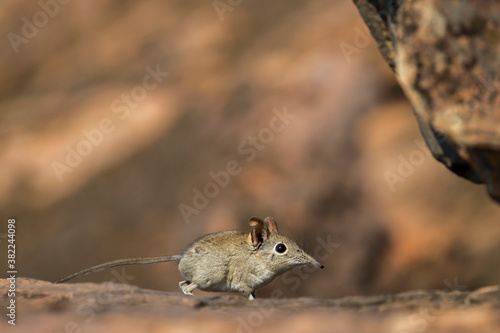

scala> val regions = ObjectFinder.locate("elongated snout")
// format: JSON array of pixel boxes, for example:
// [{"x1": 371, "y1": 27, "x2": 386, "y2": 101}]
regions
[{"x1": 304, "y1": 252, "x2": 324, "y2": 269}]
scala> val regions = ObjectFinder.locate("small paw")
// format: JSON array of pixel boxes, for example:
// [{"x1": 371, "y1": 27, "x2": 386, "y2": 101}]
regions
[{"x1": 179, "y1": 280, "x2": 198, "y2": 296}]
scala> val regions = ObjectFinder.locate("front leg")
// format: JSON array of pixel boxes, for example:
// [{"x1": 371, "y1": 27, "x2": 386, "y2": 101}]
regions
[{"x1": 245, "y1": 292, "x2": 256, "y2": 301}]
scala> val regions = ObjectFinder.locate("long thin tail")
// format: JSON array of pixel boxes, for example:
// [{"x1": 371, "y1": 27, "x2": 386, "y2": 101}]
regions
[{"x1": 54, "y1": 255, "x2": 182, "y2": 284}]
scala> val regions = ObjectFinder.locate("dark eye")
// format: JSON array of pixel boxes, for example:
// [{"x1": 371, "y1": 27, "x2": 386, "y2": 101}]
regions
[{"x1": 275, "y1": 243, "x2": 287, "y2": 254}]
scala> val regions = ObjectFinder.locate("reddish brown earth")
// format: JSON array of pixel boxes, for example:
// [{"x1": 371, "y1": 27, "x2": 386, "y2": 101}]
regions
[{"x1": 2, "y1": 278, "x2": 500, "y2": 333}]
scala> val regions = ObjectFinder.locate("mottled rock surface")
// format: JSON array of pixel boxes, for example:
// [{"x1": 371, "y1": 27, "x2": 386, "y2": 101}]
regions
[
  {"x1": 352, "y1": 0, "x2": 500, "y2": 201},
  {"x1": 2, "y1": 278, "x2": 500, "y2": 333}
]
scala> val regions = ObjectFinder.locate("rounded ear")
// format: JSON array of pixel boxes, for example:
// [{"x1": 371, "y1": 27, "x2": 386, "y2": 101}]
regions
[
  {"x1": 264, "y1": 217, "x2": 279, "y2": 234},
  {"x1": 248, "y1": 217, "x2": 269, "y2": 247}
]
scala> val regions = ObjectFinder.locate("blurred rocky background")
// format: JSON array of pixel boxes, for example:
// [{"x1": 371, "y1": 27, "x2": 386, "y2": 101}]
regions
[{"x1": 1, "y1": 0, "x2": 500, "y2": 305}]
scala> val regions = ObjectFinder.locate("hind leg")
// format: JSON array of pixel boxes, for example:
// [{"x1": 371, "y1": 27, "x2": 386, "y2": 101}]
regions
[{"x1": 179, "y1": 280, "x2": 198, "y2": 296}]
